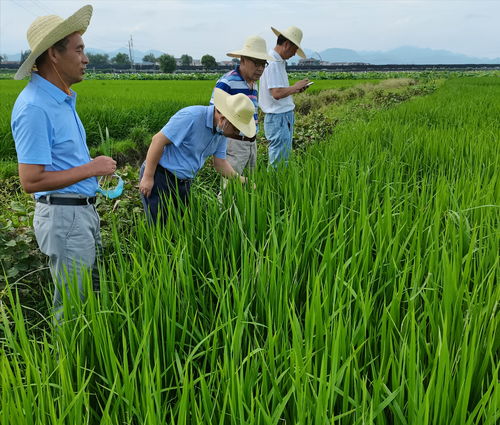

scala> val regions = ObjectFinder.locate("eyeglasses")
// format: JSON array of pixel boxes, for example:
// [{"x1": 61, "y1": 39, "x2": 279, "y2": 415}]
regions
[{"x1": 244, "y1": 57, "x2": 268, "y2": 68}]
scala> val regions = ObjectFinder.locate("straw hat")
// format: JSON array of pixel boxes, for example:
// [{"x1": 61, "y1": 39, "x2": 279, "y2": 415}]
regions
[
  {"x1": 15, "y1": 5, "x2": 93, "y2": 80},
  {"x1": 271, "y1": 26, "x2": 306, "y2": 58},
  {"x1": 227, "y1": 36, "x2": 275, "y2": 62},
  {"x1": 213, "y1": 88, "x2": 256, "y2": 138}
]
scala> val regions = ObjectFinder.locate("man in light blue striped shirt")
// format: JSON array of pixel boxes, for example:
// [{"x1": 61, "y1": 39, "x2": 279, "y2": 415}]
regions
[{"x1": 210, "y1": 36, "x2": 274, "y2": 175}]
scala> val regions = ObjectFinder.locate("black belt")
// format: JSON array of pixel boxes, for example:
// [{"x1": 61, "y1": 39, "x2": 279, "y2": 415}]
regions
[
  {"x1": 37, "y1": 195, "x2": 96, "y2": 205},
  {"x1": 231, "y1": 134, "x2": 256, "y2": 142}
]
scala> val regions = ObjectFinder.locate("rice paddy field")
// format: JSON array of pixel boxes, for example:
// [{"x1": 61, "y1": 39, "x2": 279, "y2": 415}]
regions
[{"x1": 0, "y1": 74, "x2": 499, "y2": 424}]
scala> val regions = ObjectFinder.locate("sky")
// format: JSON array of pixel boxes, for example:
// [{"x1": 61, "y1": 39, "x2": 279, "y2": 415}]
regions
[{"x1": 1, "y1": 0, "x2": 499, "y2": 60}]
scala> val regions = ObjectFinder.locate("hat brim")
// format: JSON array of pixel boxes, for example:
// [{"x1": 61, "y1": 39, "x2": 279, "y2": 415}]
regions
[
  {"x1": 213, "y1": 89, "x2": 256, "y2": 138},
  {"x1": 227, "y1": 49, "x2": 275, "y2": 62},
  {"x1": 14, "y1": 5, "x2": 93, "y2": 80},
  {"x1": 271, "y1": 26, "x2": 306, "y2": 59}
]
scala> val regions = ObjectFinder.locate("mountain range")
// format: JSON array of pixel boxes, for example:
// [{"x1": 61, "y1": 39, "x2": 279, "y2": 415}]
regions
[
  {"x1": 300, "y1": 46, "x2": 500, "y2": 65},
  {"x1": 4, "y1": 46, "x2": 500, "y2": 65}
]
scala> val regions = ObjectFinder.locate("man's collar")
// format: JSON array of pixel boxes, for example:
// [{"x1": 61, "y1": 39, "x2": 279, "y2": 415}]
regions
[
  {"x1": 207, "y1": 104, "x2": 216, "y2": 131},
  {"x1": 31, "y1": 72, "x2": 75, "y2": 104},
  {"x1": 271, "y1": 49, "x2": 284, "y2": 62}
]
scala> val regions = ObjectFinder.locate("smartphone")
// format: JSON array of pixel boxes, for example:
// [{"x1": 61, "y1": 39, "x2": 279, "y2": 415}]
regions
[{"x1": 306, "y1": 81, "x2": 314, "y2": 87}]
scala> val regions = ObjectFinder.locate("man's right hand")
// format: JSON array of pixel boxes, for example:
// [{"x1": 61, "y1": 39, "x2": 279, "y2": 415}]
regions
[{"x1": 89, "y1": 156, "x2": 117, "y2": 176}]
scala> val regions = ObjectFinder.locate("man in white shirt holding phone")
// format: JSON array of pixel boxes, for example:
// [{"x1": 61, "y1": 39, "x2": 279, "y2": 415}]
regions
[{"x1": 259, "y1": 26, "x2": 311, "y2": 167}]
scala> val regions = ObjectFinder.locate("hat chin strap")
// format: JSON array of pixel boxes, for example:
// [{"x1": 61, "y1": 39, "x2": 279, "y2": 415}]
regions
[{"x1": 51, "y1": 62, "x2": 71, "y2": 96}]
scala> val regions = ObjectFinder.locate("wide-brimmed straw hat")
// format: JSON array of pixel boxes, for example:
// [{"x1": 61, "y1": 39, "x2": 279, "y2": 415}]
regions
[
  {"x1": 15, "y1": 5, "x2": 93, "y2": 80},
  {"x1": 213, "y1": 88, "x2": 256, "y2": 138},
  {"x1": 271, "y1": 25, "x2": 306, "y2": 58},
  {"x1": 227, "y1": 36, "x2": 275, "y2": 62}
]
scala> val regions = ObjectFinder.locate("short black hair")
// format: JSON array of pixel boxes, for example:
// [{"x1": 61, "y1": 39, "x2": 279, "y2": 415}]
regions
[
  {"x1": 277, "y1": 34, "x2": 290, "y2": 46},
  {"x1": 35, "y1": 36, "x2": 70, "y2": 67}
]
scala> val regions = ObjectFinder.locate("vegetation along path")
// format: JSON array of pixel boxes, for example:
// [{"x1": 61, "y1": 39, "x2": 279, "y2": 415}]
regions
[{"x1": 1, "y1": 75, "x2": 499, "y2": 424}]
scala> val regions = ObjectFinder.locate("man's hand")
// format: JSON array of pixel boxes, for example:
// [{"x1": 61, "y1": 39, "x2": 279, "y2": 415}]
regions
[
  {"x1": 88, "y1": 156, "x2": 117, "y2": 176},
  {"x1": 139, "y1": 175, "x2": 154, "y2": 198},
  {"x1": 293, "y1": 78, "x2": 310, "y2": 93}
]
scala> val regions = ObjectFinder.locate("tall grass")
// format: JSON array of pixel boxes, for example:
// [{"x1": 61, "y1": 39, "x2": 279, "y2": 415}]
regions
[{"x1": 1, "y1": 77, "x2": 498, "y2": 424}]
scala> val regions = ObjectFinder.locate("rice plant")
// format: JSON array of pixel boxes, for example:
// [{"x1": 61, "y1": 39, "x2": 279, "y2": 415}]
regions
[{"x1": 1, "y1": 76, "x2": 498, "y2": 424}]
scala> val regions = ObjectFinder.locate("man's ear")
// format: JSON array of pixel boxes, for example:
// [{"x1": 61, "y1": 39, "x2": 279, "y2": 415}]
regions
[{"x1": 47, "y1": 46, "x2": 61, "y2": 64}]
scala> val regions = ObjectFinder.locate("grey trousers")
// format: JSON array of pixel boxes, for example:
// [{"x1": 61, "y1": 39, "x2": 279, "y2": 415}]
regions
[
  {"x1": 33, "y1": 200, "x2": 101, "y2": 314},
  {"x1": 225, "y1": 137, "x2": 257, "y2": 175}
]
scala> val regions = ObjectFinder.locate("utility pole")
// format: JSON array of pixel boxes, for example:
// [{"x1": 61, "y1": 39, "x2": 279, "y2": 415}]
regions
[{"x1": 128, "y1": 35, "x2": 134, "y2": 70}]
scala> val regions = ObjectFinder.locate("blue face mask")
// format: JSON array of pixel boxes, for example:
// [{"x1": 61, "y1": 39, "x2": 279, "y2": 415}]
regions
[
  {"x1": 215, "y1": 120, "x2": 227, "y2": 135},
  {"x1": 97, "y1": 174, "x2": 124, "y2": 199}
]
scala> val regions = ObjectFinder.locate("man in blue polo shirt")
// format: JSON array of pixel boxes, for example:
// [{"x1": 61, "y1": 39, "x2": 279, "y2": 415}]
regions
[
  {"x1": 11, "y1": 5, "x2": 116, "y2": 316},
  {"x1": 139, "y1": 89, "x2": 256, "y2": 224},
  {"x1": 209, "y1": 36, "x2": 274, "y2": 177}
]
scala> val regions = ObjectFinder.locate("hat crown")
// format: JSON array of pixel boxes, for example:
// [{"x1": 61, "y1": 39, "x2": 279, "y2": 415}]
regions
[
  {"x1": 283, "y1": 26, "x2": 303, "y2": 44},
  {"x1": 27, "y1": 15, "x2": 64, "y2": 50},
  {"x1": 229, "y1": 93, "x2": 254, "y2": 122},
  {"x1": 242, "y1": 36, "x2": 267, "y2": 57}
]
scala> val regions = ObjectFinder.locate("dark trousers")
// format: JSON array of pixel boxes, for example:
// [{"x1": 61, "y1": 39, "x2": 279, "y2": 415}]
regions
[{"x1": 139, "y1": 163, "x2": 192, "y2": 224}]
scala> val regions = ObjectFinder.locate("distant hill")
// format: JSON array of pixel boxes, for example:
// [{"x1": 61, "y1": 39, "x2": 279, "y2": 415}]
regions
[{"x1": 298, "y1": 46, "x2": 500, "y2": 65}]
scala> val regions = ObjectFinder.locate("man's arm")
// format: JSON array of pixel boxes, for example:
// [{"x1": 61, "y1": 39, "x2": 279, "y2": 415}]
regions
[
  {"x1": 139, "y1": 131, "x2": 172, "y2": 198},
  {"x1": 212, "y1": 156, "x2": 247, "y2": 184},
  {"x1": 270, "y1": 78, "x2": 310, "y2": 100},
  {"x1": 18, "y1": 155, "x2": 116, "y2": 194}
]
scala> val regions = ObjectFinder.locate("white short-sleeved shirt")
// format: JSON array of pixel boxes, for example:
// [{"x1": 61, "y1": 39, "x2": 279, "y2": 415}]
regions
[{"x1": 259, "y1": 49, "x2": 295, "y2": 114}]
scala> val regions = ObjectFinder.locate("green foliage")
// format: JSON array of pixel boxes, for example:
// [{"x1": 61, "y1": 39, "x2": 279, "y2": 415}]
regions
[
  {"x1": 142, "y1": 53, "x2": 157, "y2": 64},
  {"x1": 201, "y1": 54, "x2": 217, "y2": 69},
  {"x1": 0, "y1": 178, "x2": 47, "y2": 293},
  {"x1": 1, "y1": 76, "x2": 498, "y2": 424},
  {"x1": 20, "y1": 50, "x2": 31, "y2": 64},
  {"x1": 0, "y1": 161, "x2": 18, "y2": 179},
  {"x1": 180, "y1": 54, "x2": 193, "y2": 66},
  {"x1": 111, "y1": 52, "x2": 131, "y2": 65},
  {"x1": 87, "y1": 52, "x2": 109, "y2": 67},
  {"x1": 158, "y1": 54, "x2": 176, "y2": 73}
]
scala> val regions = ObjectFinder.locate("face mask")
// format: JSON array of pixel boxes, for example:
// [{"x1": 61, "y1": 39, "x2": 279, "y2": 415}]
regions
[
  {"x1": 216, "y1": 119, "x2": 227, "y2": 135},
  {"x1": 97, "y1": 174, "x2": 124, "y2": 199}
]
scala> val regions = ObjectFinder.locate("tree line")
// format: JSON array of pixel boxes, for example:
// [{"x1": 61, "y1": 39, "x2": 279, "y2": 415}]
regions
[{"x1": 2, "y1": 50, "x2": 224, "y2": 72}]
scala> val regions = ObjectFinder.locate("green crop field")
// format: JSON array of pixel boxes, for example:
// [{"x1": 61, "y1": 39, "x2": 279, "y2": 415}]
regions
[
  {"x1": 0, "y1": 75, "x2": 499, "y2": 424},
  {"x1": 0, "y1": 78, "x2": 379, "y2": 160}
]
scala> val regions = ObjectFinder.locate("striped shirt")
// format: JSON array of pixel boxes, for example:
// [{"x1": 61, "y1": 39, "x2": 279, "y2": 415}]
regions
[{"x1": 210, "y1": 66, "x2": 259, "y2": 132}]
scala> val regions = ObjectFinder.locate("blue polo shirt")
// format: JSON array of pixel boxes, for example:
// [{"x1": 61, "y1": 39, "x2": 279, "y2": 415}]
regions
[
  {"x1": 159, "y1": 105, "x2": 227, "y2": 180},
  {"x1": 11, "y1": 73, "x2": 97, "y2": 198}
]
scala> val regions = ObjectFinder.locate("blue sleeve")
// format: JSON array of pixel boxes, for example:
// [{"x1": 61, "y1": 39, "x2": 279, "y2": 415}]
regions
[
  {"x1": 161, "y1": 109, "x2": 194, "y2": 147},
  {"x1": 11, "y1": 104, "x2": 52, "y2": 165},
  {"x1": 213, "y1": 136, "x2": 227, "y2": 159}
]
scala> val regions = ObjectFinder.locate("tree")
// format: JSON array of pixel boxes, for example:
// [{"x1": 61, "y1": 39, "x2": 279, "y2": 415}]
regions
[
  {"x1": 231, "y1": 58, "x2": 240, "y2": 66},
  {"x1": 20, "y1": 50, "x2": 31, "y2": 64},
  {"x1": 158, "y1": 54, "x2": 176, "y2": 73},
  {"x1": 111, "y1": 53, "x2": 131, "y2": 66},
  {"x1": 142, "y1": 53, "x2": 157, "y2": 64},
  {"x1": 201, "y1": 54, "x2": 217, "y2": 69},
  {"x1": 87, "y1": 53, "x2": 109, "y2": 67},
  {"x1": 0, "y1": 54, "x2": 5, "y2": 64},
  {"x1": 180, "y1": 54, "x2": 193, "y2": 66}
]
